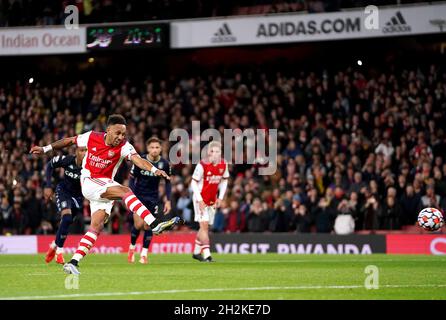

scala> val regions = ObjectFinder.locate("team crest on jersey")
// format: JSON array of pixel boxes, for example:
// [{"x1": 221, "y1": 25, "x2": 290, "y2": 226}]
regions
[
  {"x1": 219, "y1": 168, "x2": 224, "y2": 173},
  {"x1": 108, "y1": 150, "x2": 115, "y2": 158},
  {"x1": 158, "y1": 162, "x2": 164, "y2": 169}
]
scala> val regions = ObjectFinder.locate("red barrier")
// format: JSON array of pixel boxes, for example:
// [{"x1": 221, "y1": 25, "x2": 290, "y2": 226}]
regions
[
  {"x1": 37, "y1": 233, "x2": 196, "y2": 254},
  {"x1": 2, "y1": 233, "x2": 443, "y2": 255},
  {"x1": 386, "y1": 234, "x2": 446, "y2": 255}
]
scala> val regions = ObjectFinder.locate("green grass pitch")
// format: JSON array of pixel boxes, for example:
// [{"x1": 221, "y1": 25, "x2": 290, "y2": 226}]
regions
[{"x1": 0, "y1": 254, "x2": 445, "y2": 300}]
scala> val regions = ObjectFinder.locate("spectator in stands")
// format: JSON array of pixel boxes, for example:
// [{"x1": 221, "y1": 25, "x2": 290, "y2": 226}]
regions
[
  {"x1": 400, "y1": 185, "x2": 421, "y2": 225},
  {"x1": 22, "y1": 189, "x2": 44, "y2": 234},
  {"x1": 212, "y1": 207, "x2": 226, "y2": 233},
  {"x1": 313, "y1": 188, "x2": 336, "y2": 233},
  {"x1": 379, "y1": 194, "x2": 402, "y2": 230},
  {"x1": 0, "y1": 196, "x2": 12, "y2": 234},
  {"x1": 225, "y1": 200, "x2": 246, "y2": 233},
  {"x1": 11, "y1": 200, "x2": 23, "y2": 234},
  {"x1": 421, "y1": 185, "x2": 441, "y2": 208},
  {"x1": 375, "y1": 132, "x2": 395, "y2": 161},
  {"x1": 349, "y1": 172, "x2": 366, "y2": 194},
  {"x1": 176, "y1": 188, "x2": 192, "y2": 224},
  {"x1": 360, "y1": 188, "x2": 380, "y2": 230},
  {"x1": 246, "y1": 198, "x2": 269, "y2": 232},
  {"x1": 289, "y1": 195, "x2": 312, "y2": 233},
  {"x1": 269, "y1": 198, "x2": 292, "y2": 232}
]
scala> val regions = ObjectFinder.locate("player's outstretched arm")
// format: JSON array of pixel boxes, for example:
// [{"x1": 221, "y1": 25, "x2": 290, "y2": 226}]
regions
[
  {"x1": 130, "y1": 154, "x2": 170, "y2": 180},
  {"x1": 29, "y1": 137, "x2": 77, "y2": 155}
]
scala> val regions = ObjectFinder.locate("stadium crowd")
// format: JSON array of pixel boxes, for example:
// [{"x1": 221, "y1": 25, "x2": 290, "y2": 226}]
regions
[
  {"x1": 0, "y1": 0, "x2": 440, "y2": 27},
  {"x1": 0, "y1": 62, "x2": 445, "y2": 235}
]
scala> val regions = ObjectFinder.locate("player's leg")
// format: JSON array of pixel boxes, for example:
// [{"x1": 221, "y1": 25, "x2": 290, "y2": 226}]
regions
[
  {"x1": 192, "y1": 200, "x2": 206, "y2": 261},
  {"x1": 139, "y1": 203, "x2": 157, "y2": 264},
  {"x1": 46, "y1": 210, "x2": 72, "y2": 263},
  {"x1": 198, "y1": 221, "x2": 213, "y2": 261},
  {"x1": 128, "y1": 213, "x2": 144, "y2": 263},
  {"x1": 101, "y1": 185, "x2": 183, "y2": 234},
  {"x1": 63, "y1": 209, "x2": 107, "y2": 275},
  {"x1": 54, "y1": 210, "x2": 73, "y2": 264},
  {"x1": 195, "y1": 204, "x2": 215, "y2": 262},
  {"x1": 139, "y1": 226, "x2": 152, "y2": 264},
  {"x1": 45, "y1": 188, "x2": 74, "y2": 264}
]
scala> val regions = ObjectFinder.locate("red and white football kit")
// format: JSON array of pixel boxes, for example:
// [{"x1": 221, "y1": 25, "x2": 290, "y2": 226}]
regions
[
  {"x1": 75, "y1": 131, "x2": 137, "y2": 215},
  {"x1": 191, "y1": 159, "x2": 229, "y2": 225}
]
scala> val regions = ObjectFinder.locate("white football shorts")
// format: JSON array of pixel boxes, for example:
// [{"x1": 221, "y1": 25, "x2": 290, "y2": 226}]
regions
[
  {"x1": 193, "y1": 201, "x2": 216, "y2": 225},
  {"x1": 81, "y1": 177, "x2": 121, "y2": 215}
]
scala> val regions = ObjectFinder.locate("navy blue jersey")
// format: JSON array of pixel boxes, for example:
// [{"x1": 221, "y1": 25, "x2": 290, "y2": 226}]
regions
[
  {"x1": 129, "y1": 155, "x2": 171, "y2": 202},
  {"x1": 45, "y1": 155, "x2": 82, "y2": 197}
]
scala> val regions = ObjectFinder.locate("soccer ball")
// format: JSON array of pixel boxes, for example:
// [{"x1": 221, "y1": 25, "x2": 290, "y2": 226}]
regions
[{"x1": 417, "y1": 207, "x2": 444, "y2": 231}]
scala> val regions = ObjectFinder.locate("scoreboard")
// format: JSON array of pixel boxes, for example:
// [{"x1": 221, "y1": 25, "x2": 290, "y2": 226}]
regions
[{"x1": 86, "y1": 23, "x2": 169, "y2": 51}]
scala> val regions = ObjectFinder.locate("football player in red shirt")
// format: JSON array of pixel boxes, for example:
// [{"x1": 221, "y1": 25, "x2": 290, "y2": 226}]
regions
[
  {"x1": 191, "y1": 141, "x2": 229, "y2": 262},
  {"x1": 31, "y1": 114, "x2": 183, "y2": 274}
]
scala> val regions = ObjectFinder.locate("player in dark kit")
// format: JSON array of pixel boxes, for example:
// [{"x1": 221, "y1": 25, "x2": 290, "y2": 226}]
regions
[
  {"x1": 127, "y1": 137, "x2": 172, "y2": 264},
  {"x1": 44, "y1": 147, "x2": 87, "y2": 264}
]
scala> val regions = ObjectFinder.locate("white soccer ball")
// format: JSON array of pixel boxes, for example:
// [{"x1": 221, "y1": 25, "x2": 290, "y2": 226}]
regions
[{"x1": 418, "y1": 207, "x2": 444, "y2": 231}]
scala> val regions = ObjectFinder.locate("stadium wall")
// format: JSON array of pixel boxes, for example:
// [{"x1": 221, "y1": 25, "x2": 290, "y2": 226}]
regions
[{"x1": 0, "y1": 234, "x2": 445, "y2": 255}]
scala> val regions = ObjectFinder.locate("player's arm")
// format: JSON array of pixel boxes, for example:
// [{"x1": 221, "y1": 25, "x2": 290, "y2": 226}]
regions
[
  {"x1": 191, "y1": 163, "x2": 206, "y2": 210},
  {"x1": 130, "y1": 154, "x2": 170, "y2": 180},
  {"x1": 30, "y1": 137, "x2": 76, "y2": 155},
  {"x1": 215, "y1": 164, "x2": 229, "y2": 208},
  {"x1": 163, "y1": 161, "x2": 172, "y2": 214},
  {"x1": 43, "y1": 155, "x2": 70, "y2": 201},
  {"x1": 44, "y1": 158, "x2": 55, "y2": 201},
  {"x1": 128, "y1": 164, "x2": 137, "y2": 190},
  {"x1": 30, "y1": 131, "x2": 92, "y2": 155}
]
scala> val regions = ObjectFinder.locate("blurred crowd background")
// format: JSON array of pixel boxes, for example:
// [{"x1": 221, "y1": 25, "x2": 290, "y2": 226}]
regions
[
  {"x1": 0, "y1": 0, "x2": 445, "y2": 236},
  {"x1": 0, "y1": 56, "x2": 445, "y2": 235}
]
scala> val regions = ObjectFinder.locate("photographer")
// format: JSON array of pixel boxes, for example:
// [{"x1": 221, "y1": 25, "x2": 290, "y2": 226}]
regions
[
  {"x1": 379, "y1": 194, "x2": 402, "y2": 230},
  {"x1": 359, "y1": 188, "x2": 380, "y2": 230},
  {"x1": 246, "y1": 198, "x2": 269, "y2": 232},
  {"x1": 269, "y1": 198, "x2": 292, "y2": 232},
  {"x1": 289, "y1": 195, "x2": 312, "y2": 233},
  {"x1": 313, "y1": 188, "x2": 336, "y2": 233}
]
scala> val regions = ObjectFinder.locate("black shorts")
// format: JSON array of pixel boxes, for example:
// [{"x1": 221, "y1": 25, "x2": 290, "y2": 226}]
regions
[
  {"x1": 135, "y1": 197, "x2": 159, "y2": 216},
  {"x1": 55, "y1": 184, "x2": 83, "y2": 213}
]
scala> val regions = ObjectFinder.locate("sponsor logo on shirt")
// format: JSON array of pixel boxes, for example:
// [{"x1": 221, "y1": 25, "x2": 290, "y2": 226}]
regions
[
  {"x1": 88, "y1": 154, "x2": 113, "y2": 169},
  {"x1": 205, "y1": 175, "x2": 222, "y2": 184}
]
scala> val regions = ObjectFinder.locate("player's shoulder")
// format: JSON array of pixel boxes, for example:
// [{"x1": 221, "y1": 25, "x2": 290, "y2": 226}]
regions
[
  {"x1": 87, "y1": 131, "x2": 105, "y2": 143},
  {"x1": 121, "y1": 139, "x2": 136, "y2": 150},
  {"x1": 51, "y1": 154, "x2": 64, "y2": 163},
  {"x1": 64, "y1": 155, "x2": 78, "y2": 167},
  {"x1": 160, "y1": 157, "x2": 170, "y2": 165},
  {"x1": 65, "y1": 154, "x2": 76, "y2": 162},
  {"x1": 52, "y1": 154, "x2": 70, "y2": 162},
  {"x1": 91, "y1": 131, "x2": 104, "y2": 138}
]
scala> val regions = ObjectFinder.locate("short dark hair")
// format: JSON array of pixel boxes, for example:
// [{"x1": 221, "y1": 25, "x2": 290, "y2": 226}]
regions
[
  {"x1": 146, "y1": 137, "x2": 162, "y2": 145},
  {"x1": 107, "y1": 114, "x2": 127, "y2": 127}
]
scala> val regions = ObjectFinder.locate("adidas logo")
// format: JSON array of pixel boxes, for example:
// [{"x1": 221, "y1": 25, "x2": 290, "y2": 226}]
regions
[
  {"x1": 92, "y1": 147, "x2": 97, "y2": 151},
  {"x1": 211, "y1": 23, "x2": 237, "y2": 43},
  {"x1": 382, "y1": 11, "x2": 411, "y2": 33},
  {"x1": 430, "y1": 19, "x2": 446, "y2": 32}
]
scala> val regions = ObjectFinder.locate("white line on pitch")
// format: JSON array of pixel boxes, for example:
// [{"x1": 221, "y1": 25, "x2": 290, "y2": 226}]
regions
[
  {"x1": 1, "y1": 284, "x2": 446, "y2": 300},
  {"x1": 1, "y1": 258, "x2": 445, "y2": 268}
]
